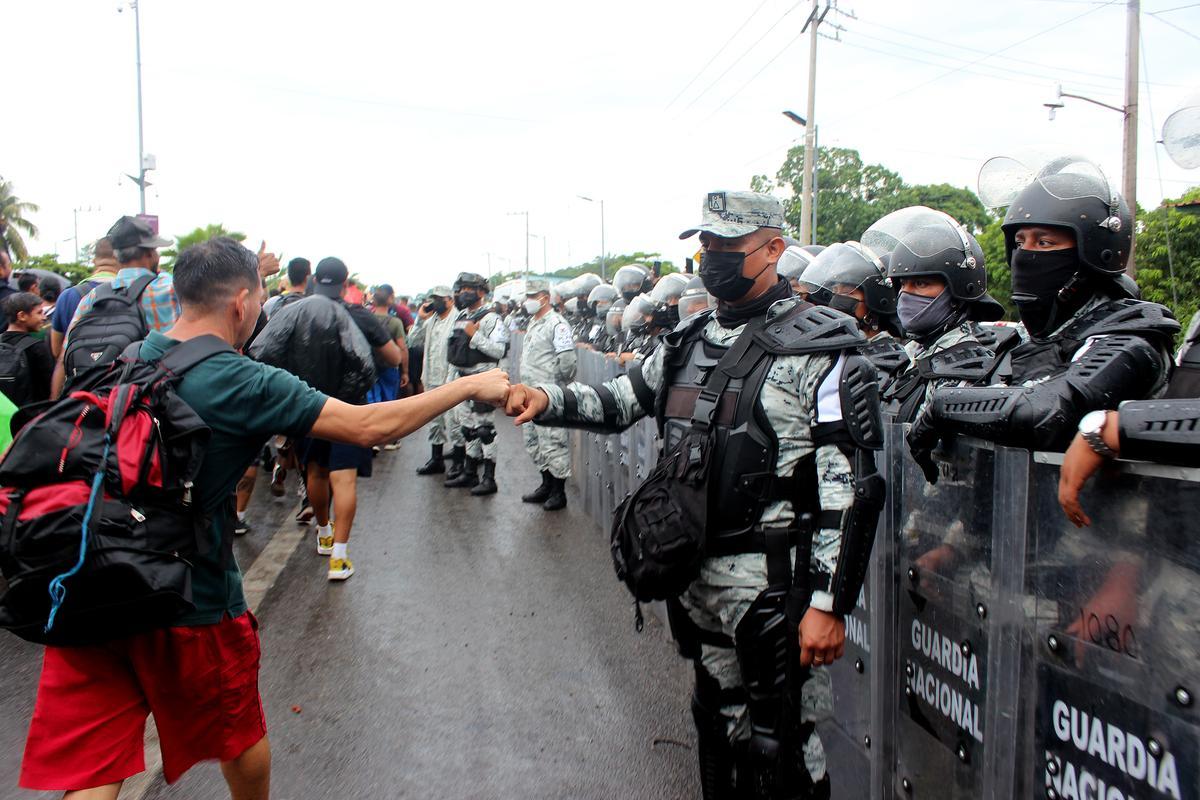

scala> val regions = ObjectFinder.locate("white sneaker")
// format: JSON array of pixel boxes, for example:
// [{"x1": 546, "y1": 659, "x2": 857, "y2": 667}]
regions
[{"x1": 327, "y1": 557, "x2": 355, "y2": 581}]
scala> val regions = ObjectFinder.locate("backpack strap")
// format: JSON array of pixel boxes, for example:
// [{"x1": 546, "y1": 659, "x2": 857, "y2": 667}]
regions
[
  {"x1": 156, "y1": 335, "x2": 236, "y2": 376},
  {"x1": 689, "y1": 316, "x2": 769, "y2": 431},
  {"x1": 14, "y1": 336, "x2": 41, "y2": 355}
]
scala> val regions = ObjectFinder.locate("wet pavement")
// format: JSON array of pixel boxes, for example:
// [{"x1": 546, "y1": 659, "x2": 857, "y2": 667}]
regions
[{"x1": 0, "y1": 422, "x2": 698, "y2": 799}]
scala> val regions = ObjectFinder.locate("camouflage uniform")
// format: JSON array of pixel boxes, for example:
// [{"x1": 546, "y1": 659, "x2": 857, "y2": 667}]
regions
[
  {"x1": 536, "y1": 298, "x2": 860, "y2": 789},
  {"x1": 447, "y1": 309, "x2": 508, "y2": 463},
  {"x1": 408, "y1": 301, "x2": 461, "y2": 447},
  {"x1": 520, "y1": 308, "x2": 577, "y2": 479}
]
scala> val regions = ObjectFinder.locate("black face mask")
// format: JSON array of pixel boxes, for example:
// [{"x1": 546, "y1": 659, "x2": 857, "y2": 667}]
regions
[
  {"x1": 428, "y1": 298, "x2": 447, "y2": 314},
  {"x1": 652, "y1": 304, "x2": 680, "y2": 329},
  {"x1": 699, "y1": 239, "x2": 772, "y2": 302},
  {"x1": 454, "y1": 290, "x2": 480, "y2": 310},
  {"x1": 621, "y1": 289, "x2": 639, "y2": 303},
  {"x1": 1010, "y1": 249, "x2": 1083, "y2": 337}
]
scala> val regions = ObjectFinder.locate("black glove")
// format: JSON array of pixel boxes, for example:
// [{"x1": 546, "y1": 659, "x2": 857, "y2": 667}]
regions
[{"x1": 907, "y1": 409, "x2": 942, "y2": 485}]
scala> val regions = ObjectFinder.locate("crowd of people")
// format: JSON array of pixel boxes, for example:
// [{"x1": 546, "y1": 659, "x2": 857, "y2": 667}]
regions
[{"x1": 0, "y1": 151, "x2": 1196, "y2": 799}]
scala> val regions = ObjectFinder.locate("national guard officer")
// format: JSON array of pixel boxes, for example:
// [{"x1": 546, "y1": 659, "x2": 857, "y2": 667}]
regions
[
  {"x1": 908, "y1": 156, "x2": 1180, "y2": 470},
  {"x1": 505, "y1": 190, "x2": 885, "y2": 799},
  {"x1": 408, "y1": 285, "x2": 460, "y2": 474},
  {"x1": 444, "y1": 272, "x2": 509, "y2": 495},
  {"x1": 518, "y1": 279, "x2": 577, "y2": 511},
  {"x1": 584, "y1": 284, "x2": 619, "y2": 351}
]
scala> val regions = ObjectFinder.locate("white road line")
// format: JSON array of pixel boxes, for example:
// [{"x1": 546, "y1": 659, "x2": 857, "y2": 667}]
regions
[{"x1": 121, "y1": 522, "x2": 306, "y2": 800}]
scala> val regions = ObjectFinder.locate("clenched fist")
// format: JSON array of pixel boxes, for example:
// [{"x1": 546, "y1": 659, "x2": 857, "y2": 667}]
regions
[{"x1": 506, "y1": 383, "x2": 549, "y2": 425}]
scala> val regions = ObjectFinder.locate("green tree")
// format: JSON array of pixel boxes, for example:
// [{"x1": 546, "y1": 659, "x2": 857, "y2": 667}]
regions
[
  {"x1": 0, "y1": 177, "x2": 40, "y2": 261},
  {"x1": 161, "y1": 223, "x2": 246, "y2": 267},
  {"x1": 976, "y1": 217, "x2": 1015, "y2": 320},
  {"x1": 1135, "y1": 188, "x2": 1200, "y2": 343}
]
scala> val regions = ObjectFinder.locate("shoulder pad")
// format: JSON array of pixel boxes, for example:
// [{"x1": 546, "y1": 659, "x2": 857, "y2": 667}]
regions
[
  {"x1": 662, "y1": 308, "x2": 713, "y2": 349},
  {"x1": 916, "y1": 341, "x2": 998, "y2": 382},
  {"x1": 840, "y1": 354, "x2": 884, "y2": 449},
  {"x1": 757, "y1": 303, "x2": 866, "y2": 356},
  {"x1": 860, "y1": 338, "x2": 910, "y2": 376},
  {"x1": 973, "y1": 324, "x2": 1022, "y2": 354},
  {"x1": 1063, "y1": 299, "x2": 1180, "y2": 347}
]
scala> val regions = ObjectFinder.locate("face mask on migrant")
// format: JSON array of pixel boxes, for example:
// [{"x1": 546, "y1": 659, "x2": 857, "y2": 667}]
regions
[{"x1": 699, "y1": 238, "x2": 772, "y2": 302}]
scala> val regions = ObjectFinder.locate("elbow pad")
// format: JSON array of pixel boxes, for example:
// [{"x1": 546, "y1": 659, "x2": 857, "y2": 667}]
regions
[
  {"x1": 1118, "y1": 400, "x2": 1200, "y2": 466},
  {"x1": 827, "y1": 449, "x2": 885, "y2": 616}
]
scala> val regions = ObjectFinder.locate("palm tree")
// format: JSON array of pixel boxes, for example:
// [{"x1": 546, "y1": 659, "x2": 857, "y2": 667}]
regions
[
  {"x1": 0, "y1": 177, "x2": 40, "y2": 261},
  {"x1": 161, "y1": 223, "x2": 246, "y2": 267}
]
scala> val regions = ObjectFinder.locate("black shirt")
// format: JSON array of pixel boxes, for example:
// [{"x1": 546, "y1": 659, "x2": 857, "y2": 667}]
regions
[{"x1": 0, "y1": 331, "x2": 54, "y2": 405}]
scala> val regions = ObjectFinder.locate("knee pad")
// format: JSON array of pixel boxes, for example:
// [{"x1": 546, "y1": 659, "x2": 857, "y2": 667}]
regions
[{"x1": 477, "y1": 426, "x2": 496, "y2": 445}]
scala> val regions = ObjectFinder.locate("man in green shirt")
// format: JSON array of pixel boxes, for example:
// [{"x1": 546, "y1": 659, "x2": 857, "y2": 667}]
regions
[{"x1": 19, "y1": 237, "x2": 509, "y2": 800}]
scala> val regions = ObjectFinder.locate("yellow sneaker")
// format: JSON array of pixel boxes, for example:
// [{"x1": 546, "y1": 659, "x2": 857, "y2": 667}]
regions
[
  {"x1": 327, "y1": 557, "x2": 355, "y2": 581},
  {"x1": 316, "y1": 523, "x2": 334, "y2": 556}
]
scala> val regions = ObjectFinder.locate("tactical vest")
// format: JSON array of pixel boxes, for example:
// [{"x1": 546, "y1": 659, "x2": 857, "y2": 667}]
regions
[
  {"x1": 884, "y1": 341, "x2": 1002, "y2": 424},
  {"x1": 1008, "y1": 299, "x2": 1178, "y2": 387},
  {"x1": 860, "y1": 336, "x2": 909, "y2": 384},
  {"x1": 1166, "y1": 318, "x2": 1200, "y2": 399},
  {"x1": 447, "y1": 308, "x2": 499, "y2": 369},
  {"x1": 651, "y1": 303, "x2": 863, "y2": 555}
]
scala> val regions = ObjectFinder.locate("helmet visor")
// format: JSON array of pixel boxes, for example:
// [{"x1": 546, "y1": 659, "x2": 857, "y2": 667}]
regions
[
  {"x1": 649, "y1": 273, "x2": 689, "y2": 305},
  {"x1": 621, "y1": 293, "x2": 656, "y2": 333}
]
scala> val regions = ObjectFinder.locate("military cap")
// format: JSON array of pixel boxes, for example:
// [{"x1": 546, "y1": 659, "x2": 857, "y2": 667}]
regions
[
  {"x1": 525, "y1": 278, "x2": 551, "y2": 295},
  {"x1": 427, "y1": 285, "x2": 452, "y2": 298},
  {"x1": 679, "y1": 190, "x2": 786, "y2": 240}
]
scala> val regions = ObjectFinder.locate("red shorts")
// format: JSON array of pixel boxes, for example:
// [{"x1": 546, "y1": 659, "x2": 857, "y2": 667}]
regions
[{"x1": 20, "y1": 611, "x2": 266, "y2": 791}]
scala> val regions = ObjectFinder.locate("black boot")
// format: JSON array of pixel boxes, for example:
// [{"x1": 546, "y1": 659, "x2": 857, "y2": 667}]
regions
[
  {"x1": 542, "y1": 476, "x2": 567, "y2": 511},
  {"x1": 522, "y1": 470, "x2": 552, "y2": 503},
  {"x1": 416, "y1": 444, "x2": 445, "y2": 475},
  {"x1": 470, "y1": 460, "x2": 497, "y2": 496},
  {"x1": 442, "y1": 446, "x2": 466, "y2": 485},
  {"x1": 444, "y1": 456, "x2": 479, "y2": 488}
]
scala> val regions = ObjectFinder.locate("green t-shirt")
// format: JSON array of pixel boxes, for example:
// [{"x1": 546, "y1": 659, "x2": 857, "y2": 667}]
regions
[{"x1": 139, "y1": 331, "x2": 328, "y2": 626}]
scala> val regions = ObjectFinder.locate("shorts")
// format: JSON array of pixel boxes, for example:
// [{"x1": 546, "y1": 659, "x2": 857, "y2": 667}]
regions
[
  {"x1": 20, "y1": 611, "x2": 266, "y2": 791},
  {"x1": 299, "y1": 437, "x2": 374, "y2": 477}
]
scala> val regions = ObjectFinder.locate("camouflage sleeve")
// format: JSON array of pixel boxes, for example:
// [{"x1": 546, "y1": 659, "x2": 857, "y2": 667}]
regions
[
  {"x1": 536, "y1": 341, "x2": 665, "y2": 433},
  {"x1": 471, "y1": 313, "x2": 508, "y2": 360},
  {"x1": 553, "y1": 348, "x2": 577, "y2": 384}
]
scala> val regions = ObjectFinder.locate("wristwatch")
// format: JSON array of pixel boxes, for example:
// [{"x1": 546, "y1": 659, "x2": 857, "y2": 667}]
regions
[{"x1": 1078, "y1": 410, "x2": 1117, "y2": 458}]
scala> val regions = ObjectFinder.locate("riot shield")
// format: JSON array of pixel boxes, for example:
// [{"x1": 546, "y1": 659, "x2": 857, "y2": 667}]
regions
[
  {"x1": 1023, "y1": 454, "x2": 1200, "y2": 800},
  {"x1": 892, "y1": 434, "x2": 1023, "y2": 799}
]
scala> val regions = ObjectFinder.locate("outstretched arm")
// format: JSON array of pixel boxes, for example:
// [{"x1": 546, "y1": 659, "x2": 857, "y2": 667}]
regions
[{"x1": 312, "y1": 369, "x2": 509, "y2": 447}]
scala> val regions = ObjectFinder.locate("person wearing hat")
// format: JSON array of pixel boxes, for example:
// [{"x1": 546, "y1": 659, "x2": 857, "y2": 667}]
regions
[
  {"x1": 443, "y1": 272, "x2": 507, "y2": 494},
  {"x1": 505, "y1": 190, "x2": 887, "y2": 798},
  {"x1": 408, "y1": 284, "x2": 461, "y2": 474},
  {"x1": 517, "y1": 278, "x2": 576, "y2": 511}
]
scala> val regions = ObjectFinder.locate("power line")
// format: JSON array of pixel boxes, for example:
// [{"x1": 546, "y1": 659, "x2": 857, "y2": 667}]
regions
[
  {"x1": 1146, "y1": 11, "x2": 1200, "y2": 42},
  {"x1": 702, "y1": 27, "x2": 810, "y2": 122},
  {"x1": 681, "y1": 0, "x2": 808, "y2": 113},
  {"x1": 665, "y1": 0, "x2": 772, "y2": 110},
  {"x1": 1150, "y1": 2, "x2": 1200, "y2": 12}
]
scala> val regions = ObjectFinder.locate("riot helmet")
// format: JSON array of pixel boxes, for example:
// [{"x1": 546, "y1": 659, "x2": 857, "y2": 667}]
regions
[
  {"x1": 613, "y1": 264, "x2": 653, "y2": 302},
  {"x1": 866, "y1": 206, "x2": 993, "y2": 303},
  {"x1": 678, "y1": 275, "x2": 716, "y2": 319},
  {"x1": 622, "y1": 293, "x2": 656, "y2": 334},
  {"x1": 452, "y1": 271, "x2": 489, "y2": 310},
  {"x1": 647, "y1": 272, "x2": 688, "y2": 329},
  {"x1": 587, "y1": 284, "x2": 618, "y2": 318},
  {"x1": 800, "y1": 242, "x2": 899, "y2": 333},
  {"x1": 572, "y1": 273, "x2": 603, "y2": 299},
  {"x1": 980, "y1": 155, "x2": 1132, "y2": 336},
  {"x1": 980, "y1": 155, "x2": 1132, "y2": 277},
  {"x1": 800, "y1": 244, "x2": 825, "y2": 257},
  {"x1": 606, "y1": 299, "x2": 627, "y2": 337},
  {"x1": 777, "y1": 245, "x2": 814, "y2": 295},
  {"x1": 564, "y1": 297, "x2": 580, "y2": 318}
]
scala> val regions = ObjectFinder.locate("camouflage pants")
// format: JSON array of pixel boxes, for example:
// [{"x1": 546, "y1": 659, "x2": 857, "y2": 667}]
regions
[
  {"x1": 456, "y1": 400, "x2": 497, "y2": 462},
  {"x1": 523, "y1": 422, "x2": 570, "y2": 479},
  {"x1": 679, "y1": 550, "x2": 833, "y2": 786},
  {"x1": 427, "y1": 382, "x2": 459, "y2": 447}
]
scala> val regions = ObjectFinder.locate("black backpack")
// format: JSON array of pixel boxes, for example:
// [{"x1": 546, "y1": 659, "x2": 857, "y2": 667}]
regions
[
  {"x1": 62, "y1": 273, "x2": 156, "y2": 390},
  {"x1": 0, "y1": 336, "x2": 41, "y2": 407},
  {"x1": 0, "y1": 335, "x2": 233, "y2": 645}
]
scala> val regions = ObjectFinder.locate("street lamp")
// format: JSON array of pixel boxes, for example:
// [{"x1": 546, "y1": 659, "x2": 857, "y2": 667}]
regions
[
  {"x1": 782, "y1": 111, "x2": 819, "y2": 244},
  {"x1": 577, "y1": 195, "x2": 606, "y2": 281},
  {"x1": 119, "y1": 1, "x2": 154, "y2": 213}
]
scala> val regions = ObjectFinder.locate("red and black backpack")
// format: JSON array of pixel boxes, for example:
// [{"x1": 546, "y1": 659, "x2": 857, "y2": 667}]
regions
[{"x1": 0, "y1": 335, "x2": 233, "y2": 645}]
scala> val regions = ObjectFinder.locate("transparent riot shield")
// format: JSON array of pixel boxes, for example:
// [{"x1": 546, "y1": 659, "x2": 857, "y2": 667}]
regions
[
  {"x1": 891, "y1": 435, "x2": 1027, "y2": 799},
  {"x1": 1022, "y1": 454, "x2": 1200, "y2": 800},
  {"x1": 823, "y1": 424, "x2": 900, "y2": 800}
]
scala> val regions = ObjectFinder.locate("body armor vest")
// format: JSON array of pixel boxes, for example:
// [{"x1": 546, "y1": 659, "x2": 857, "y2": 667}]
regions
[
  {"x1": 653, "y1": 312, "x2": 825, "y2": 555},
  {"x1": 447, "y1": 308, "x2": 499, "y2": 369}
]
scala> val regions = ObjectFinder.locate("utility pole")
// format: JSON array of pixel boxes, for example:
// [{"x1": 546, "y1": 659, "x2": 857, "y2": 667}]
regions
[
  {"x1": 799, "y1": 0, "x2": 821, "y2": 246},
  {"x1": 133, "y1": 1, "x2": 146, "y2": 214},
  {"x1": 1122, "y1": 0, "x2": 1140, "y2": 274}
]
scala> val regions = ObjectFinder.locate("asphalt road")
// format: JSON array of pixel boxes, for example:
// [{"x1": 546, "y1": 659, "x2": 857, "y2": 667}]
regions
[{"x1": 0, "y1": 421, "x2": 699, "y2": 800}]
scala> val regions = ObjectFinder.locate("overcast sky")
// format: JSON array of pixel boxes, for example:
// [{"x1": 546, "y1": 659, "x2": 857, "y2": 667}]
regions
[{"x1": 5, "y1": 0, "x2": 1198, "y2": 293}]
